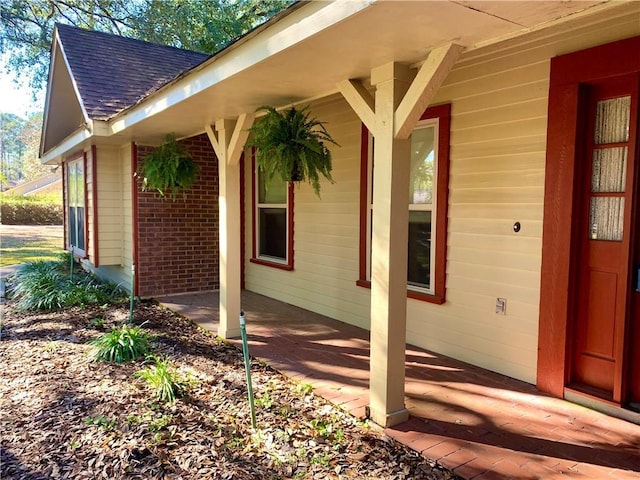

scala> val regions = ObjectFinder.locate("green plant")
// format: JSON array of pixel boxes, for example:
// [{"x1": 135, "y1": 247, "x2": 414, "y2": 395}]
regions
[
  {"x1": 0, "y1": 192, "x2": 63, "y2": 225},
  {"x1": 137, "y1": 133, "x2": 200, "y2": 201},
  {"x1": 247, "y1": 105, "x2": 339, "y2": 197},
  {"x1": 135, "y1": 356, "x2": 188, "y2": 403},
  {"x1": 88, "y1": 317, "x2": 106, "y2": 330},
  {"x1": 148, "y1": 414, "x2": 172, "y2": 432},
  {"x1": 86, "y1": 415, "x2": 117, "y2": 431},
  {"x1": 255, "y1": 392, "x2": 273, "y2": 409},
  {"x1": 295, "y1": 383, "x2": 313, "y2": 396},
  {"x1": 10, "y1": 254, "x2": 123, "y2": 310},
  {"x1": 89, "y1": 324, "x2": 150, "y2": 363},
  {"x1": 309, "y1": 417, "x2": 343, "y2": 443}
]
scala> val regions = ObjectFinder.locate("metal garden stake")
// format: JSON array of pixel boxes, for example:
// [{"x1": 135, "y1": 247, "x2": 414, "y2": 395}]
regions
[
  {"x1": 128, "y1": 263, "x2": 135, "y2": 324},
  {"x1": 240, "y1": 310, "x2": 257, "y2": 429}
]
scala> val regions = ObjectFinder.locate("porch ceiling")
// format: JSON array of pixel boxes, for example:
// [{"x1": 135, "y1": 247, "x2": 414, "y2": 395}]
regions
[{"x1": 92, "y1": 0, "x2": 618, "y2": 146}]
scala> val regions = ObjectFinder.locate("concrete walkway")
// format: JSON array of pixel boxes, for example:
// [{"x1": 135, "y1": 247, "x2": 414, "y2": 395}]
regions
[{"x1": 158, "y1": 290, "x2": 640, "y2": 480}]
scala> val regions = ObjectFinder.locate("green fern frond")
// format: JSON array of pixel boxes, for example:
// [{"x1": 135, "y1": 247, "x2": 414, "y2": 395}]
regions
[{"x1": 247, "y1": 106, "x2": 339, "y2": 197}]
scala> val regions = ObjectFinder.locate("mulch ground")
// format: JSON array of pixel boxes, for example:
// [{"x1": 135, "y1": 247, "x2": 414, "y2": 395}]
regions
[{"x1": 0, "y1": 299, "x2": 460, "y2": 480}]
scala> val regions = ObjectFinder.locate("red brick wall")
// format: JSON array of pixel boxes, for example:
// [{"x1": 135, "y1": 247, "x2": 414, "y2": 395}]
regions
[{"x1": 136, "y1": 134, "x2": 219, "y2": 297}]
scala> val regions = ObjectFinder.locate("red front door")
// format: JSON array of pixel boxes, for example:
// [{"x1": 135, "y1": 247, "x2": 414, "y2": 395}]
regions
[{"x1": 571, "y1": 73, "x2": 640, "y2": 405}]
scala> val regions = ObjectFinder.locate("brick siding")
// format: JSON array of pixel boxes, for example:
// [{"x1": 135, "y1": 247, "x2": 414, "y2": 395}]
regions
[{"x1": 136, "y1": 134, "x2": 219, "y2": 297}]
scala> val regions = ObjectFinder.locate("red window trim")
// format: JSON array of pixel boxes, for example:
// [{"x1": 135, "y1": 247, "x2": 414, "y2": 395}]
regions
[
  {"x1": 131, "y1": 143, "x2": 140, "y2": 296},
  {"x1": 250, "y1": 149, "x2": 295, "y2": 271},
  {"x1": 357, "y1": 103, "x2": 451, "y2": 305},
  {"x1": 65, "y1": 150, "x2": 88, "y2": 259},
  {"x1": 91, "y1": 145, "x2": 100, "y2": 267},
  {"x1": 240, "y1": 152, "x2": 246, "y2": 289}
]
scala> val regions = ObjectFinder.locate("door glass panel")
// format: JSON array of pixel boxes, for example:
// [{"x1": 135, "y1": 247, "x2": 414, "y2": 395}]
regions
[
  {"x1": 589, "y1": 197, "x2": 624, "y2": 241},
  {"x1": 594, "y1": 96, "x2": 631, "y2": 144},
  {"x1": 591, "y1": 147, "x2": 628, "y2": 192}
]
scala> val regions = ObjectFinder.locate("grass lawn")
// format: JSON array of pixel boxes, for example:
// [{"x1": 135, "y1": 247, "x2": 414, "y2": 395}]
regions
[{"x1": 0, "y1": 225, "x2": 64, "y2": 266}]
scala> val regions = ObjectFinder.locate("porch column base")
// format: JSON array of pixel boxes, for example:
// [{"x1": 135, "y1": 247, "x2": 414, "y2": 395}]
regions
[
  {"x1": 217, "y1": 326, "x2": 242, "y2": 340},
  {"x1": 368, "y1": 406, "x2": 409, "y2": 428}
]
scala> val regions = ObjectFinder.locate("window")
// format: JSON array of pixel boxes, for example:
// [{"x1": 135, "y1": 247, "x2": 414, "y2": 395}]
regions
[
  {"x1": 66, "y1": 155, "x2": 86, "y2": 255},
  {"x1": 251, "y1": 152, "x2": 294, "y2": 270},
  {"x1": 358, "y1": 104, "x2": 450, "y2": 303}
]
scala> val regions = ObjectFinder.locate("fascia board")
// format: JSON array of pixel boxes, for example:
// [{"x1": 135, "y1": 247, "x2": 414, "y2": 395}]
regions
[
  {"x1": 108, "y1": 0, "x2": 376, "y2": 135},
  {"x1": 40, "y1": 127, "x2": 92, "y2": 165},
  {"x1": 39, "y1": 30, "x2": 61, "y2": 158}
]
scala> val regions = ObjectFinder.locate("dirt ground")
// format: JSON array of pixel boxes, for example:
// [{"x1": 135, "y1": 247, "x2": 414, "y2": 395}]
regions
[{"x1": 0, "y1": 297, "x2": 459, "y2": 480}]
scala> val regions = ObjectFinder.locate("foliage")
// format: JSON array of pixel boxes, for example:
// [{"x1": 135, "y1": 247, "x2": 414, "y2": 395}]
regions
[
  {"x1": 1, "y1": 113, "x2": 24, "y2": 182},
  {"x1": 85, "y1": 416, "x2": 117, "y2": 431},
  {"x1": 135, "y1": 356, "x2": 189, "y2": 403},
  {"x1": 89, "y1": 324, "x2": 150, "y2": 363},
  {"x1": 0, "y1": 112, "x2": 49, "y2": 186},
  {"x1": 0, "y1": 0, "x2": 294, "y2": 90},
  {"x1": 247, "y1": 106, "x2": 339, "y2": 197},
  {"x1": 1, "y1": 192, "x2": 63, "y2": 225},
  {"x1": 9, "y1": 258, "x2": 65, "y2": 309},
  {"x1": 10, "y1": 253, "x2": 123, "y2": 310},
  {"x1": 137, "y1": 134, "x2": 199, "y2": 201}
]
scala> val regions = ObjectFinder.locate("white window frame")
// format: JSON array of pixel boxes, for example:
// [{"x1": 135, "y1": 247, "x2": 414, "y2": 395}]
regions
[
  {"x1": 365, "y1": 118, "x2": 439, "y2": 295},
  {"x1": 254, "y1": 166, "x2": 290, "y2": 266},
  {"x1": 66, "y1": 156, "x2": 86, "y2": 256}
]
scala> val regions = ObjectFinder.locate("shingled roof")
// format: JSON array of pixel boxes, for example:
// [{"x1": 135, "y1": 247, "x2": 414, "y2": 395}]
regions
[{"x1": 56, "y1": 23, "x2": 210, "y2": 120}]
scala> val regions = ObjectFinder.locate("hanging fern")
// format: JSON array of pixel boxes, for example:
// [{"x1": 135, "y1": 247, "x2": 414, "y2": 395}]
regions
[
  {"x1": 137, "y1": 134, "x2": 200, "y2": 201},
  {"x1": 247, "y1": 106, "x2": 339, "y2": 197}
]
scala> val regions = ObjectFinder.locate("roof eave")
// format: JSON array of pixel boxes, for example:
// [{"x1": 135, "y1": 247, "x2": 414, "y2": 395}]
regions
[
  {"x1": 107, "y1": 0, "x2": 375, "y2": 135},
  {"x1": 40, "y1": 119, "x2": 110, "y2": 165}
]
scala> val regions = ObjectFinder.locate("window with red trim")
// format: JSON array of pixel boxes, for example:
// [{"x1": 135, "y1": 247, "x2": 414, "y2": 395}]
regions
[
  {"x1": 65, "y1": 154, "x2": 87, "y2": 256},
  {"x1": 358, "y1": 104, "x2": 450, "y2": 304},
  {"x1": 250, "y1": 153, "x2": 294, "y2": 270}
]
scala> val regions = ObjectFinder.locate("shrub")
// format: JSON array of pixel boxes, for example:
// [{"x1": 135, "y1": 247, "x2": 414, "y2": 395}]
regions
[
  {"x1": 135, "y1": 356, "x2": 188, "y2": 403},
  {"x1": 11, "y1": 257, "x2": 68, "y2": 310},
  {"x1": 10, "y1": 254, "x2": 123, "y2": 310},
  {"x1": 0, "y1": 193, "x2": 63, "y2": 225},
  {"x1": 89, "y1": 324, "x2": 151, "y2": 363}
]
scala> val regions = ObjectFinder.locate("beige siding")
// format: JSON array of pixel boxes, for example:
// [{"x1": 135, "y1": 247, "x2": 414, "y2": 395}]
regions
[
  {"x1": 244, "y1": 95, "x2": 371, "y2": 329},
  {"x1": 95, "y1": 146, "x2": 123, "y2": 265},
  {"x1": 407, "y1": 7, "x2": 640, "y2": 383},
  {"x1": 243, "y1": 9, "x2": 640, "y2": 384},
  {"x1": 89, "y1": 144, "x2": 133, "y2": 291}
]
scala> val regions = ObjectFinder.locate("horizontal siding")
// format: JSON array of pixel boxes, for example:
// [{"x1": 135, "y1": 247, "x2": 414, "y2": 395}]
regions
[
  {"x1": 245, "y1": 10, "x2": 640, "y2": 385},
  {"x1": 244, "y1": 96, "x2": 370, "y2": 330},
  {"x1": 96, "y1": 147, "x2": 123, "y2": 265},
  {"x1": 92, "y1": 144, "x2": 132, "y2": 291}
]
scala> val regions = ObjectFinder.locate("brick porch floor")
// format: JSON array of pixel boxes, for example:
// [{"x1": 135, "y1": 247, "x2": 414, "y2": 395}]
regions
[{"x1": 157, "y1": 290, "x2": 640, "y2": 480}]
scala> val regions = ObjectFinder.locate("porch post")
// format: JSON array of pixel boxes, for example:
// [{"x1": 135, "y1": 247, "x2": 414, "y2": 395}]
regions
[
  {"x1": 205, "y1": 114, "x2": 254, "y2": 339},
  {"x1": 338, "y1": 45, "x2": 462, "y2": 428},
  {"x1": 368, "y1": 62, "x2": 412, "y2": 427}
]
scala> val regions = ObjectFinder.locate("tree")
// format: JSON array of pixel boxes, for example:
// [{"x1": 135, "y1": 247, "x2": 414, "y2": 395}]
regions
[
  {"x1": 0, "y1": 0, "x2": 293, "y2": 91},
  {"x1": 0, "y1": 112, "x2": 26, "y2": 184},
  {"x1": 19, "y1": 112, "x2": 50, "y2": 181}
]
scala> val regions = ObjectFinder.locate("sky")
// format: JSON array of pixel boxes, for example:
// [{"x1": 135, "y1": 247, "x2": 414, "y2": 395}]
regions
[{"x1": 0, "y1": 54, "x2": 45, "y2": 119}]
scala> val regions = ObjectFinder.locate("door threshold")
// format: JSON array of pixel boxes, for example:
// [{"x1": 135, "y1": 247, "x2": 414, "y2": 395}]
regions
[{"x1": 564, "y1": 388, "x2": 640, "y2": 426}]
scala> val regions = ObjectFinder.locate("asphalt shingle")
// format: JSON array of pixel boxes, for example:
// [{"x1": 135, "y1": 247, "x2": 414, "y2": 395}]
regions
[{"x1": 56, "y1": 24, "x2": 210, "y2": 120}]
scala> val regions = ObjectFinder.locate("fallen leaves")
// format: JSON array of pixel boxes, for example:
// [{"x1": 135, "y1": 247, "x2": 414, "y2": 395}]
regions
[{"x1": 0, "y1": 301, "x2": 460, "y2": 480}]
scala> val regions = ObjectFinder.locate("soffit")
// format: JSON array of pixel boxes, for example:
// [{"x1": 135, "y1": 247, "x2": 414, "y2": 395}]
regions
[{"x1": 105, "y1": 0, "x2": 627, "y2": 145}]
